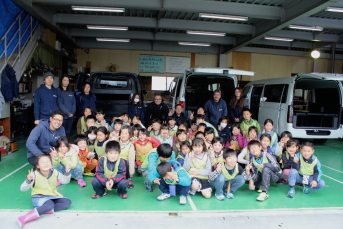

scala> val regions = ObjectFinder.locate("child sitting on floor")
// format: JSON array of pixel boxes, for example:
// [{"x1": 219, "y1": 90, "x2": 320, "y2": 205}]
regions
[
  {"x1": 275, "y1": 131, "x2": 293, "y2": 157},
  {"x1": 154, "y1": 161, "x2": 191, "y2": 205},
  {"x1": 237, "y1": 126, "x2": 259, "y2": 165},
  {"x1": 196, "y1": 114, "x2": 219, "y2": 137},
  {"x1": 176, "y1": 141, "x2": 192, "y2": 166},
  {"x1": 19, "y1": 154, "x2": 71, "y2": 228},
  {"x1": 287, "y1": 141, "x2": 325, "y2": 198},
  {"x1": 173, "y1": 129, "x2": 190, "y2": 155},
  {"x1": 91, "y1": 141, "x2": 128, "y2": 199},
  {"x1": 82, "y1": 115, "x2": 96, "y2": 136},
  {"x1": 86, "y1": 126, "x2": 98, "y2": 152},
  {"x1": 121, "y1": 113, "x2": 131, "y2": 126},
  {"x1": 131, "y1": 124, "x2": 142, "y2": 140},
  {"x1": 209, "y1": 149, "x2": 246, "y2": 200},
  {"x1": 204, "y1": 127, "x2": 215, "y2": 146},
  {"x1": 77, "y1": 107, "x2": 92, "y2": 135},
  {"x1": 132, "y1": 114, "x2": 145, "y2": 129},
  {"x1": 240, "y1": 108, "x2": 261, "y2": 138},
  {"x1": 209, "y1": 137, "x2": 225, "y2": 167},
  {"x1": 51, "y1": 136, "x2": 86, "y2": 187},
  {"x1": 157, "y1": 124, "x2": 173, "y2": 146},
  {"x1": 184, "y1": 138, "x2": 212, "y2": 199},
  {"x1": 168, "y1": 116, "x2": 178, "y2": 136},
  {"x1": 245, "y1": 140, "x2": 282, "y2": 201},
  {"x1": 94, "y1": 127, "x2": 109, "y2": 158},
  {"x1": 188, "y1": 120, "x2": 198, "y2": 140},
  {"x1": 225, "y1": 124, "x2": 243, "y2": 150},
  {"x1": 95, "y1": 109, "x2": 111, "y2": 130},
  {"x1": 281, "y1": 139, "x2": 299, "y2": 182},
  {"x1": 75, "y1": 135, "x2": 97, "y2": 176},
  {"x1": 260, "y1": 119, "x2": 278, "y2": 154},
  {"x1": 148, "y1": 118, "x2": 162, "y2": 137},
  {"x1": 109, "y1": 119, "x2": 123, "y2": 140}
]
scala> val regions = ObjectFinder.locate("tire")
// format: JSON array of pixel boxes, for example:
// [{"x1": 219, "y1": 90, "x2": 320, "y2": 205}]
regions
[{"x1": 314, "y1": 139, "x2": 328, "y2": 144}]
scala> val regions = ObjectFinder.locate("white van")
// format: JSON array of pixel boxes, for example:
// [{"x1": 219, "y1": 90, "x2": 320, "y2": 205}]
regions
[
  {"x1": 243, "y1": 73, "x2": 343, "y2": 143},
  {"x1": 166, "y1": 68, "x2": 255, "y2": 115}
]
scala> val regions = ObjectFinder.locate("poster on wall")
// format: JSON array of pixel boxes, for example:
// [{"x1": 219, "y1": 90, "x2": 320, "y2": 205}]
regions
[
  {"x1": 139, "y1": 55, "x2": 165, "y2": 73},
  {"x1": 165, "y1": 56, "x2": 190, "y2": 73}
]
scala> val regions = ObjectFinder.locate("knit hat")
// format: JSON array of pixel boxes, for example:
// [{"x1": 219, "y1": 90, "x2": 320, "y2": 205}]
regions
[{"x1": 42, "y1": 72, "x2": 54, "y2": 80}]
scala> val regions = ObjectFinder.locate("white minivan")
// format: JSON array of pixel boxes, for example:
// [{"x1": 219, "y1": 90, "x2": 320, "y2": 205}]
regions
[
  {"x1": 166, "y1": 68, "x2": 255, "y2": 115},
  {"x1": 243, "y1": 73, "x2": 343, "y2": 143}
]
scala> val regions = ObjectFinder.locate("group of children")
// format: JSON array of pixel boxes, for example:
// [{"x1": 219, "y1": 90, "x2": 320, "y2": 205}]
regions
[{"x1": 18, "y1": 106, "x2": 326, "y2": 228}]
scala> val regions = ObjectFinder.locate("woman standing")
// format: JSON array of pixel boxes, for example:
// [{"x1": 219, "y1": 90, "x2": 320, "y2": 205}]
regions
[
  {"x1": 76, "y1": 83, "x2": 96, "y2": 117},
  {"x1": 128, "y1": 92, "x2": 145, "y2": 124},
  {"x1": 34, "y1": 72, "x2": 58, "y2": 125},
  {"x1": 229, "y1": 88, "x2": 248, "y2": 123},
  {"x1": 57, "y1": 75, "x2": 76, "y2": 137}
]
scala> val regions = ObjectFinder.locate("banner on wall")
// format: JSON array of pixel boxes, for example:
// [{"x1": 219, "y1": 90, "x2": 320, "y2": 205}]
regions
[
  {"x1": 139, "y1": 55, "x2": 165, "y2": 73},
  {"x1": 165, "y1": 56, "x2": 190, "y2": 73}
]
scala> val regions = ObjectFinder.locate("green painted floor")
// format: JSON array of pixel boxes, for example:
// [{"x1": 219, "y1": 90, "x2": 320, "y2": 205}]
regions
[{"x1": 1, "y1": 139, "x2": 343, "y2": 213}]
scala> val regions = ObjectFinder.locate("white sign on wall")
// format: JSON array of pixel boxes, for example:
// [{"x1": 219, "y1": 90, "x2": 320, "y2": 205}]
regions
[{"x1": 165, "y1": 56, "x2": 190, "y2": 73}]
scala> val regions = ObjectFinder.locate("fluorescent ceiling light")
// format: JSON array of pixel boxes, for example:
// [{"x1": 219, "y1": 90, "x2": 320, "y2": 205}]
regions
[
  {"x1": 96, "y1": 38, "x2": 130, "y2": 42},
  {"x1": 87, "y1": 25, "x2": 128, "y2": 30},
  {"x1": 178, "y1": 42, "x2": 211, "y2": 46},
  {"x1": 72, "y1": 6, "x2": 125, "y2": 12},
  {"x1": 288, "y1": 25, "x2": 323, "y2": 31},
  {"x1": 264, "y1": 36, "x2": 294, "y2": 42},
  {"x1": 186, "y1": 30, "x2": 226, "y2": 36},
  {"x1": 326, "y1": 6, "x2": 343, "y2": 12},
  {"x1": 199, "y1": 13, "x2": 248, "y2": 21}
]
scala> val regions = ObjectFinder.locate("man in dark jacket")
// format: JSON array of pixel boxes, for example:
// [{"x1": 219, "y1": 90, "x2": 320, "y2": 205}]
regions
[
  {"x1": 26, "y1": 110, "x2": 66, "y2": 166},
  {"x1": 145, "y1": 94, "x2": 169, "y2": 126},
  {"x1": 171, "y1": 104, "x2": 188, "y2": 126},
  {"x1": 1, "y1": 64, "x2": 19, "y2": 101},
  {"x1": 204, "y1": 90, "x2": 228, "y2": 127}
]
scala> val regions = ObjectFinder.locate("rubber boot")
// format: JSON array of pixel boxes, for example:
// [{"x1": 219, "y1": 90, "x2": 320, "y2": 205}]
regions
[{"x1": 18, "y1": 208, "x2": 39, "y2": 228}]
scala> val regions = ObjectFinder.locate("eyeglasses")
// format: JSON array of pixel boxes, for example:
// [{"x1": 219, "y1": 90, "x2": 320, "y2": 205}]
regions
[{"x1": 52, "y1": 118, "x2": 63, "y2": 122}]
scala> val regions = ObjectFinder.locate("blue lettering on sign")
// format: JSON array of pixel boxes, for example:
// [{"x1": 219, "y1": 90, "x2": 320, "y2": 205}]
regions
[{"x1": 139, "y1": 55, "x2": 165, "y2": 73}]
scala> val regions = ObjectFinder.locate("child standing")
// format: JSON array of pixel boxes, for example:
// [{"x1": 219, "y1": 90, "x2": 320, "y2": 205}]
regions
[
  {"x1": 134, "y1": 129, "x2": 161, "y2": 173},
  {"x1": 240, "y1": 108, "x2": 261, "y2": 138},
  {"x1": 75, "y1": 135, "x2": 97, "y2": 176},
  {"x1": 225, "y1": 124, "x2": 242, "y2": 151},
  {"x1": 118, "y1": 126, "x2": 135, "y2": 189},
  {"x1": 282, "y1": 139, "x2": 299, "y2": 182},
  {"x1": 177, "y1": 141, "x2": 192, "y2": 166},
  {"x1": 209, "y1": 149, "x2": 246, "y2": 200},
  {"x1": 157, "y1": 124, "x2": 173, "y2": 146},
  {"x1": 287, "y1": 141, "x2": 325, "y2": 198},
  {"x1": 95, "y1": 109, "x2": 111, "y2": 130},
  {"x1": 245, "y1": 140, "x2": 282, "y2": 201},
  {"x1": 19, "y1": 154, "x2": 71, "y2": 228},
  {"x1": 261, "y1": 119, "x2": 278, "y2": 154},
  {"x1": 77, "y1": 107, "x2": 92, "y2": 135},
  {"x1": 51, "y1": 136, "x2": 86, "y2": 187},
  {"x1": 148, "y1": 118, "x2": 162, "y2": 137},
  {"x1": 91, "y1": 141, "x2": 128, "y2": 199},
  {"x1": 183, "y1": 138, "x2": 212, "y2": 199},
  {"x1": 154, "y1": 161, "x2": 191, "y2": 205},
  {"x1": 94, "y1": 126, "x2": 109, "y2": 157}
]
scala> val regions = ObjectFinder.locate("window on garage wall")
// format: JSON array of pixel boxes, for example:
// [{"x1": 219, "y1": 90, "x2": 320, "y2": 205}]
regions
[{"x1": 151, "y1": 76, "x2": 175, "y2": 91}]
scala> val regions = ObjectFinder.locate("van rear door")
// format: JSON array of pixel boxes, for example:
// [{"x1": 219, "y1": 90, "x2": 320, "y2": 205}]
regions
[{"x1": 258, "y1": 84, "x2": 289, "y2": 133}]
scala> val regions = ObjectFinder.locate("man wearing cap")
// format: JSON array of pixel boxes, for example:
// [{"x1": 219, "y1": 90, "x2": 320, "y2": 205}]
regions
[{"x1": 33, "y1": 72, "x2": 59, "y2": 125}]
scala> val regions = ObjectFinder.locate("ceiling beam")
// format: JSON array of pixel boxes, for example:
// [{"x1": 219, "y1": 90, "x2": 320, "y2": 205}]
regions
[
  {"x1": 269, "y1": 30, "x2": 339, "y2": 42},
  {"x1": 33, "y1": 0, "x2": 282, "y2": 20},
  {"x1": 56, "y1": 14, "x2": 253, "y2": 34},
  {"x1": 69, "y1": 29, "x2": 234, "y2": 44},
  {"x1": 12, "y1": 0, "x2": 78, "y2": 47},
  {"x1": 76, "y1": 38, "x2": 221, "y2": 54},
  {"x1": 295, "y1": 17, "x2": 343, "y2": 30},
  {"x1": 251, "y1": 39, "x2": 314, "y2": 49},
  {"x1": 224, "y1": 0, "x2": 341, "y2": 54}
]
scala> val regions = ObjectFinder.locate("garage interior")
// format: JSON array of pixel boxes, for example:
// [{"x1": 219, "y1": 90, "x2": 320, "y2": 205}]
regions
[{"x1": 1, "y1": 0, "x2": 343, "y2": 228}]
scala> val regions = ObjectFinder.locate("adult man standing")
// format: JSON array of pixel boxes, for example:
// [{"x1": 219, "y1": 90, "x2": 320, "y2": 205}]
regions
[
  {"x1": 26, "y1": 110, "x2": 66, "y2": 166},
  {"x1": 204, "y1": 90, "x2": 228, "y2": 127},
  {"x1": 145, "y1": 94, "x2": 169, "y2": 126}
]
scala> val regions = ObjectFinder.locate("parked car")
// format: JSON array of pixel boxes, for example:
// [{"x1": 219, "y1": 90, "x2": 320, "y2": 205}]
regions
[
  {"x1": 166, "y1": 68, "x2": 255, "y2": 116},
  {"x1": 75, "y1": 72, "x2": 145, "y2": 118},
  {"x1": 243, "y1": 73, "x2": 343, "y2": 143}
]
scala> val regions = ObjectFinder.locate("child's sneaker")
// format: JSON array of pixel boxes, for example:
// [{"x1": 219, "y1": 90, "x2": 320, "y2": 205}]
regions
[
  {"x1": 227, "y1": 192, "x2": 234, "y2": 199},
  {"x1": 144, "y1": 182, "x2": 153, "y2": 192},
  {"x1": 78, "y1": 179, "x2": 87, "y2": 187},
  {"x1": 257, "y1": 186, "x2": 262, "y2": 193},
  {"x1": 119, "y1": 193, "x2": 128, "y2": 199},
  {"x1": 83, "y1": 172, "x2": 95, "y2": 176},
  {"x1": 157, "y1": 193, "x2": 171, "y2": 201},
  {"x1": 127, "y1": 180, "x2": 134, "y2": 189},
  {"x1": 287, "y1": 188, "x2": 295, "y2": 198},
  {"x1": 56, "y1": 181, "x2": 62, "y2": 186},
  {"x1": 215, "y1": 194, "x2": 225, "y2": 201},
  {"x1": 277, "y1": 178, "x2": 287, "y2": 184},
  {"x1": 189, "y1": 189, "x2": 196, "y2": 195},
  {"x1": 91, "y1": 192, "x2": 106, "y2": 199},
  {"x1": 303, "y1": 185, "x2": 310, "y2": 194},
  {"x1": 256, "y1": 192, "x2": 269, "y2": 201},
  {"x1": 179, "y1": 196, "x2": 187, "y2": 205}
]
